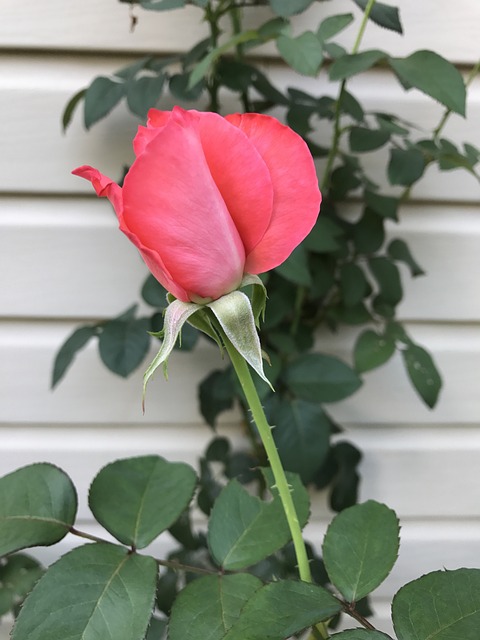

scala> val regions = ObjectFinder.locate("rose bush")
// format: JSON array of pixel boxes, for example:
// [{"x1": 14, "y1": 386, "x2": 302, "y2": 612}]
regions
[{"x1": 73, "y1": 106, "x2": 321, "y2": 303}]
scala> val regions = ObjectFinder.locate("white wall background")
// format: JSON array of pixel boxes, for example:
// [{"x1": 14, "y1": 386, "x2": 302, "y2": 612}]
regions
[{"x1": 1, "y1": 0, "x2": 479, "y2": 635}]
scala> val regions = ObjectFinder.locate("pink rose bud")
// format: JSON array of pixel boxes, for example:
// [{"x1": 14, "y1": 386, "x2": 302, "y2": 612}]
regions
[{"x1": 73, "y1": 107, "x2": 321, "y2": 303}]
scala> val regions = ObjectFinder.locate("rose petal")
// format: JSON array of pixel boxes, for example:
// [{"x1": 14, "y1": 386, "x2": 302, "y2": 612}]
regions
[
  {"x1": 226, "y1": 113, "x2": 321, "y2": 274},
  {"x1": 123, "y1": 112, "x2": 245, "y2": 301},
  {"x1": 72, "y1": 165, "x2": 188, "y2": 300}
]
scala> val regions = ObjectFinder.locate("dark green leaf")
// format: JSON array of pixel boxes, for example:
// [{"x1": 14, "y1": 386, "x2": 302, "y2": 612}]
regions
[
  {"x1": 317, "y1": 13, "x2": 354, "y2": 41},
  {"x1": 375, "y1": 112, "x2": 410, "y2": 135},
  {"x1": 388, "y1": 238, "x2": 425, "y2": 276},
  {"x1": 0, "y1": 464, "x2": 77, "y2": 556},
  {"x1": 286, "y1": 104, "x2": 315, "y2": 136},
  {"x1": 276, "y1": 32, "x2": 323, "y2": 76},
  {"x1": 12, "y1": 544, "x2": 157, "y2": 640},
  {"x1": 340, "y1": 90, "x2": 365, "y2": 121},
  {"x1": 354, "y1": 329, "x2": 395, "y2": 373},
  {"x1": 223, "y1": 580, "x2": 342, "y2": 640},
  {"x1": 389, "y1": 50, "x2": 466, "y2": 115},
  {"x1": 275, "y1": 245, "x2": 312, "y2": 286},
  {"x1": 352, "y1": 0, "x2": 403, "y2": 34},
  {"x1": 351, "y1": 208, "x2": 385, "y2": 254},
  {"x1": 269, "y1": 397, "x2": 332, "y2": 483},
  {"x1": 51, "y1": 325, "x2": 97, "y2": 388},
  {"x1": 146, "y1": 617, "x2": 167, "y2": 640},
  {"x1": 208, "y1": 477, "x2": 309, "y2": 570},
  {"x1": 304, "y1": 216, "x2": 344, "y2": 253},
  {"x1": 269, "y1": 0, "x2": 314, "y2": 18},
  {"x1": 368, "y1": 256, "x2": 403, "y2": 305},
  {"x1": 330, "y1": 164, "x2": 362, "y2": 199},
  {"x1": 402, "y1": 343, "x2": 442, "y2": 408},
  {"x1": 156, "y1": 571, "x2": 178, "y2": 615},
  {"x1": 332, "y1": 630, "x2": 391, "y2": 639},
  {"x1": 169, "y1": 574, "x2": 262, "y2": 640},
  {"x1": 0, "y1": 554, "x2": 43, "y2": 603},
  {"x1": 99, "y1": 316, "x2": 150, "y2": 377},
  {"x1": 62, "y1": 88, "x2": 86, "y2": 131},
  {"x1": 284, "y1": 353, "x2": 362, "y2": 403},
  {"x1": 84, "y1": 76, "x2": 125, "y2": 129},
  {"x1": 142, "y1": 274, "x2": 168, "y2": 308},
  {"x1": 89, "y1": 456, "x2": 197, "y2": 549},
  {"x1": 140, "y1": 0, "x2": 185, "y2": 9},
  {"x1": 126, "y1": 73, "x2": 165, "y2": 118},
  {"x1": 392, "y1": 568, "x2": 480, "y2": 640},
  {"x1": 251, "y1": 69, "x2": 288, "y2": 105},
  {"x1": 329, "y1": 50, "x2": 385, "y2": 81},
  {"x1": 324, "y1": 42, "x2": 347, "y2": 59},
  {"x1": 464, "y1": 143, "x2": 480, "y2": 166},
  {"x1": 329, "y1": 441, "x2": 362, "y2": 511},
  {"x1": 216, "y1": 58, "x2": 256, "y2": 92},
  {"x1": 364, "y1": 190, "x2": 399, "y2": 220},
  {"x1": 349, "y1": 127, "x2": 390, "y2": 152},
  {"x1": 169, "y1": 72, "x2": 204, "y2": 101},
  {"x1": 199, "y1": 369, "x2": 235, "y2": 428},
  {"x1": 340, "y1": 263, "x2": 371, "y2": 307},
  {"x1": 114, "y1": 56, "x2": 153, "y2": 81},
  {"x1": 323, "y1": 500, "x2": 400, "y2": 602},
  {"x1": 388, "y1": 147, "x2": 426, "y2": 185}
]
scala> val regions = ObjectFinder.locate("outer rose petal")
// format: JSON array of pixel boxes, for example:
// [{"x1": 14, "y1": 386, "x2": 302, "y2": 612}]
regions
[
  {"x1": 71, "y1": 165, "x2": 189, "y2": 301},
  {"x1": 122, "y1": 111, "x2": 246, "y2": 302},
  {"x1": 226, "y1": 113, "x2": 321, "y2": 274}
]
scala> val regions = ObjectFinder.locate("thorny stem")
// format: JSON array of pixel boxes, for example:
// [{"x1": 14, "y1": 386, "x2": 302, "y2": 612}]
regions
[
  {"x1": 219, "y1": 329, "x2": 330, "y2": 639},
  {"x1": 205, "y1": 1, "x2": 223, "y2": 112},
  {"x1": 69, "y1": 526, "x2": 215, "y2": 576},
  {"x1": 321, "y1": 0, "x2": 377, "y2": 192}
]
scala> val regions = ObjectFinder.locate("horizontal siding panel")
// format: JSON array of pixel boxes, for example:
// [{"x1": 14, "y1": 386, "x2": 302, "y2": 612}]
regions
[
  {"x1": 1, "y1": 321, "x2": 479, "y2": 426},
  {"x1": 1, "y1": 55, "x2": 479, "y2": 200},
  {"x1": 1, "y1": 0, "x2": 479, "y2": 65},
  {"x1": 3, "y1": 424, "x2": 480, "y2": 519},
  {"x1": 2, "y1": 198, "x2": 480, "y2": 321},
  {"x1": 3, "y1": 425, "x2": 480, "y2": 520}
]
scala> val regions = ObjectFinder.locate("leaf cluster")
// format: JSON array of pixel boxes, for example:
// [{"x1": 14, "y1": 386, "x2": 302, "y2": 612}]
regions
[{"x1": 2, "y1": 461, "x2": 480, "y2": 638}]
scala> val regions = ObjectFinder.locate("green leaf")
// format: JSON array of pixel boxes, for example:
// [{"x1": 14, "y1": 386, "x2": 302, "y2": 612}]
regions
[
  {"x1": 276, "y1": 32, "x2": 323, "y2": 76},
  {"x1": 388, "y1": 238, "x2": 425, "y2": 276},
  {"x1": 99, "y1": 316, "x2": 150, "y2": 377},
  {"x1": 340, "y1": 90, "x2": 365, "y2": 121},
  {"x1": 199, "y1": 369, "x2": 235, "y2": 428},
  {"x1": 188, "y1": 30, "x2": 258, "y2": 89},
  {"x1": 269, "y1": 397, "x2": 332, "y2": 483},
  {"x1": 141, "y1": 274, "x2": 168, "y2": 308},
  {"x1": 126, "y1": 73, "x2": 165, "y2": 119},
  {"x1": 368, "y1": 256, "x2": 403, "y2": 305},
  {"x1": 402, "y1": 343, "x2": 442, "y2": 408},
  {"x1": 146, "y1": 617, "x2": 167, "y2": 639},
  {"x1": 351, "y1": 208, "x2": 385, "y2": 254},
  {"x1": 51, "y1": 324, "x2": 97, "y2": 388},
  {"x1": 89, "y1": 456, "x2": 197, "y2": 549},
  {"x1": 284, "y1": 353, "x2": 362, "y2": 403},
  {"x1": 364, "y1": 190, "x2": 399, "y2": 220},
  {"x1": 275, "y1": 245, "x2": 312, "y2": 286},
  {"x1": 0, "y1": 463, "x2": 77, "y2": 557},
  {"x1": 169, "y1": 574, "x2": 262, "y2": 640},
  {"x1": 223, "y1": 580, "x2": 342, "y2": 640},
  {"x1": 388, "y1": 147, "x2": 426, "y2": 185},
  {"x1": 269, "y1": 0, "x2": 314, "y2": 18},
  {"x1": 62, "y1": 88, "x2": 86, "y2": 131},
  {"x1": 354, "y1": 329, "x2": 395, "y2": 373},
  {"x1": 352, "y1": 0, "x2": 403, "y2": 34},
  {"x1": 304, "y1": 217, "x2": 344, "y2": 253},
  {"x1": 208, "y1": 477, "x2": 309, "y2": 570},
  {"x1": 389, "y1": 51, "x2": 466, "y2": 115},
  {"x1": 317, "y1": 13, "x2": 354, "y2": 41},
  {"x1": 340, "y1": 263, "x2": 371, "y2": 307},
  {"x1": 140, "y1": 0, "x2": 185, "y2": 9},
  {"x1": 349, "y1": 127, "x2": 390, "y2": 152},
  {"x1": 0, "y1": 554, "x2": 44, "y2": 603},
  {"x1": 12, "y1": 544, "x2": 157, "y2": 640},
  {"x1": 332, "y1": 630, "x2": 391, "y2": 639},
  {"x1": 329, "y1": 50, "x2": 385, "y2": 81},
  {"x1": 323, "y1": 500, "x2": 400, "y2": 602},
  {"x1": 392, "y1": 568, "x2": 480, "y2": 640},
  {"x1": 328, "y1": 442, "x2": 362, "y2": 512},
  {"x1": 84, "y1": 76, "x2": 125, "y2": 129},
  {"x1": 169, "y1": 72, "x2": 204, "y2": 100}
]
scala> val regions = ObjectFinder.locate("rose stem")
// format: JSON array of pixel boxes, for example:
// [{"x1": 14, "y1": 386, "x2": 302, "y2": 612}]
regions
[{"x1": 220, "y1": 329, "x2": 330, "y2": 639}]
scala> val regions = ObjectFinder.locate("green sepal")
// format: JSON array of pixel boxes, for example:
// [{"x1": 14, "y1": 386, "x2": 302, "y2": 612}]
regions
[
  {"x1": 239, "y1": 273, "x2": 267, "y2": 326},
  {"x1": 143, "y1": 299, "x2": 201, "y2": 408},
  {"x1": 207, "y1": 291, "x2": 272, "y2": 389}
]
